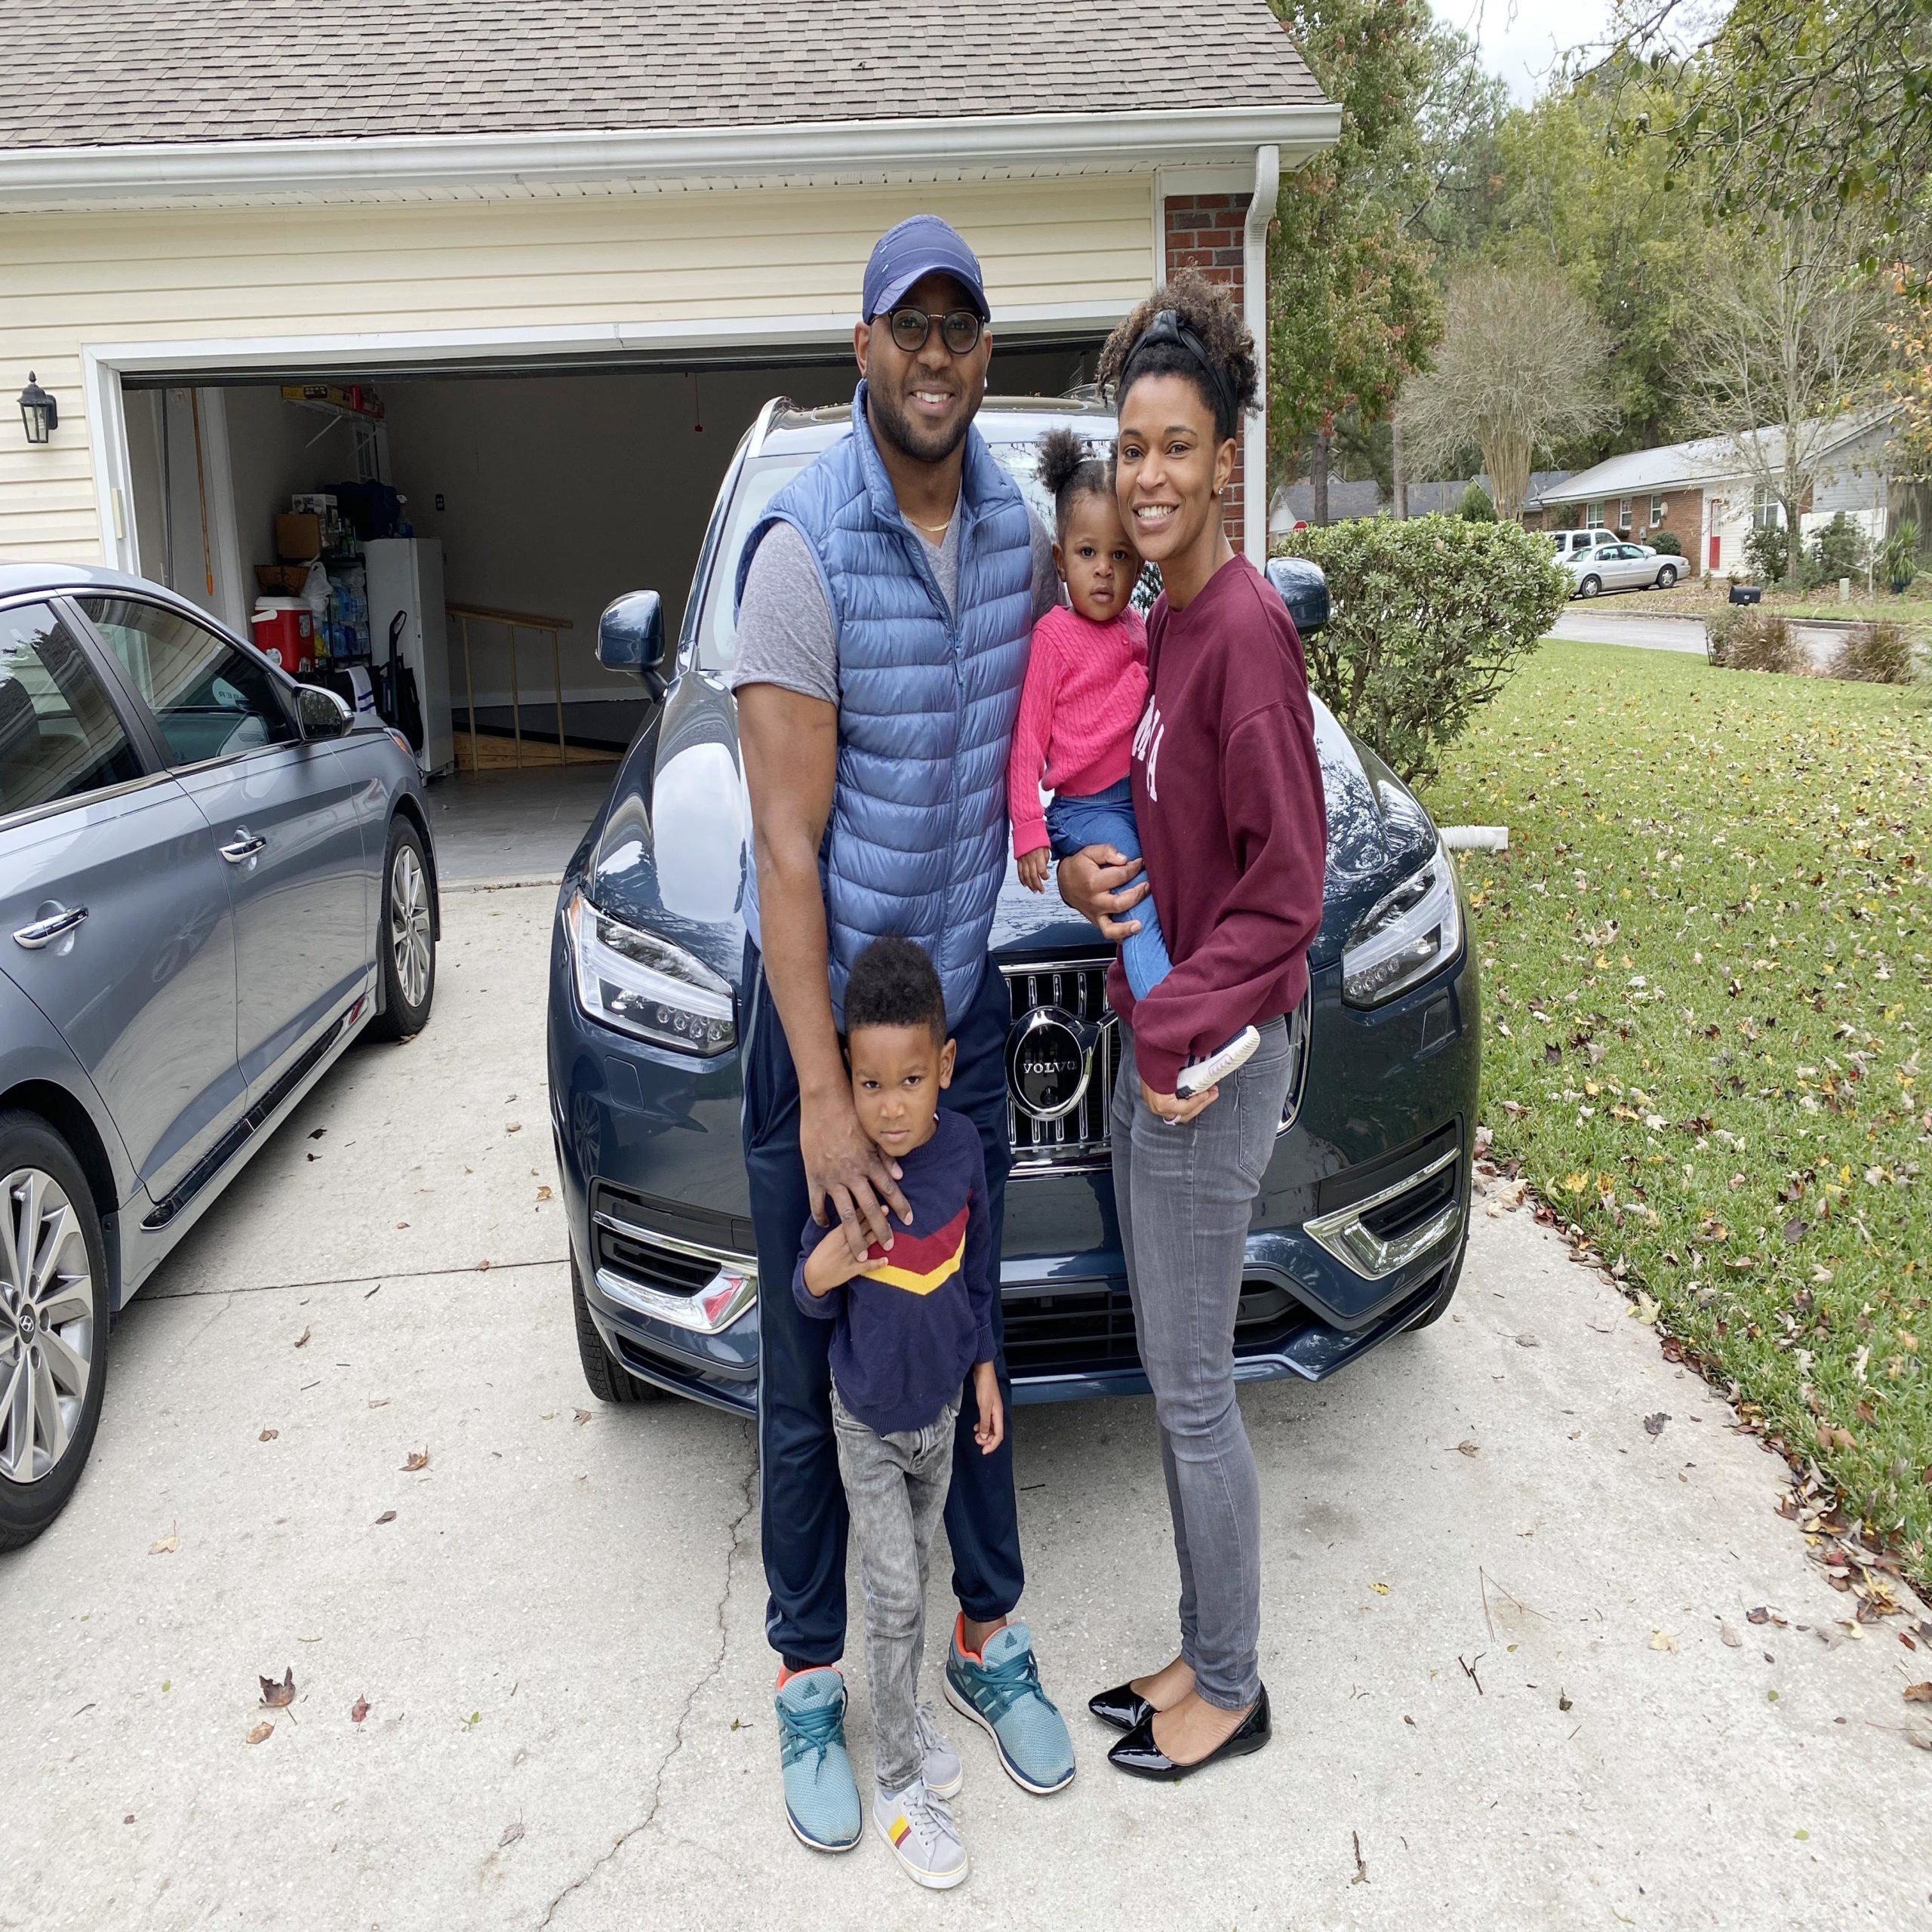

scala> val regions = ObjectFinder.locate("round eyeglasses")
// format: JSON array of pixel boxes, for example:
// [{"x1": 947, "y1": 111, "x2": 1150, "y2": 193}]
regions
[{"x1": 884, "y1": 307, "x2": 983, "y2": 356}]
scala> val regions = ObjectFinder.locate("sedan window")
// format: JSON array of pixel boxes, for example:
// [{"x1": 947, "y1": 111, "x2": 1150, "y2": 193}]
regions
[
  {"x1": 0, "y1": 601, "x2": 143, "y2": 818},
  {"x1": 79, "y1": 597, "x2": 296, "y2": 767}
]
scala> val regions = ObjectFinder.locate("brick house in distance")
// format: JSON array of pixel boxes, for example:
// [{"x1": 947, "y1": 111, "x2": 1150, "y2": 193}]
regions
[{"x1": 1539, "y1": 411, "x2": 1900, "y2": 577}]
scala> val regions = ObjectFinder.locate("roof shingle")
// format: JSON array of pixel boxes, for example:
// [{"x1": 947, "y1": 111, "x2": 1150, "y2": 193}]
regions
[{"x1": 2, "y1": 0, "x2": 1324, "y2": 149}]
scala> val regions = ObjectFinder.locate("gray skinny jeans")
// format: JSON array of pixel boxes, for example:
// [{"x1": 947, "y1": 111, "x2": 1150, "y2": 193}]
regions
[
  {"x1": 830, "y1": 1383, "x2": 960, "y2": 1792},
  {"x1": 1110, "y1": 1015, "x2": 1294, "y2": 1711}
]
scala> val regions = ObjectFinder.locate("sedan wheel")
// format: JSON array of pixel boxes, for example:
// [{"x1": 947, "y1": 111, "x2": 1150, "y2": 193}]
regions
[
  {"x1": 368, "y1": 819, "x2": 436, "y2": 1041},
  {"x1": 1579, "y1": 574, "x2": 1602, "y2": 598},
  {"x1": 1656, "y1": 565, "x2": 1678, "y2": 588},
  {"x1": 0, "y1": 1112, "x2": 109, "y2": 1549}
]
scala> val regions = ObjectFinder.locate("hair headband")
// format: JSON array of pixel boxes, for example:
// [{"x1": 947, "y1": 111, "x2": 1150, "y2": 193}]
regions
[{"x1": 1120, "y1": 309, "x2": 1239, "y2": 435}]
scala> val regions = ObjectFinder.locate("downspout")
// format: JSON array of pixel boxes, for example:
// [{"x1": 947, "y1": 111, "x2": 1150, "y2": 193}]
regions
[{"x1": 1243, "y1": 144, "x2": 1281, "y2": 561}]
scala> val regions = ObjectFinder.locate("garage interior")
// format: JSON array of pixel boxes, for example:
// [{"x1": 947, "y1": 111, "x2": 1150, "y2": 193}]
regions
[{"x1": 114, "y1": 341, "x2": 1098, "y2": 878}]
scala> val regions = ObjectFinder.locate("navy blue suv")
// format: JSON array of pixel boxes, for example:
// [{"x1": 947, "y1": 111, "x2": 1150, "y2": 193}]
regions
[{"x1": 547, "y1": 398, "x2": 1478, "y2": 1415}]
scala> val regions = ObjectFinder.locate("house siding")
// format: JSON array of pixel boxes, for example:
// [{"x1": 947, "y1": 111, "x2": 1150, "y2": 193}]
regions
[{"x1": 0, "y1": 174, "x2": 1157, "y2": 565}]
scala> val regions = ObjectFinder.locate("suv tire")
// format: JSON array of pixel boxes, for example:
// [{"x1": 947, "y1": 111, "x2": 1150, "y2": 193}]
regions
[
  {"x1": 0, "y1": 1110, "x2": 110, "y2": 1550},
  {"x1": 368, "y1": 817, "x2": 435, "y2": 1042},
  {"x1": 571, "y1": 1257, "x2": 665, "y2": 1404}
]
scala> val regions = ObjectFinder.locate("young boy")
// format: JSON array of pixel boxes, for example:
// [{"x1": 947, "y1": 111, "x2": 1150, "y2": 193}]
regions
[{"x1": 790, "y1": 935, "x2": 1003, "y2": 1891}]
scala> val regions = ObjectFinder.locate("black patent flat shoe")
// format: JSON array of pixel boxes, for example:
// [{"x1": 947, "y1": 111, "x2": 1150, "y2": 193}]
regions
[
  {"x1": 1107, "y1": 1685, "x2": 1272, "y2": 1780},
  {"x1": 1088, "y1": 1681, "x2": 1154, "y2": 1732}
]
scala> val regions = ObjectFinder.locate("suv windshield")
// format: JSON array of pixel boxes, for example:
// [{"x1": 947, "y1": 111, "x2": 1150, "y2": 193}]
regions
[{"x1": 694, "y1": 438, "x2": 1064, "y2": 674}]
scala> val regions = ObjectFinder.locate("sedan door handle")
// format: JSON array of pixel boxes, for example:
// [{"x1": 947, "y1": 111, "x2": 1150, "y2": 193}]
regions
[
  {"x1": 13, "y1": 906, "x2": 88, "y2": 949},
  {"x1": 220, "y1": 831, "x2": 268, "y2": 864}
]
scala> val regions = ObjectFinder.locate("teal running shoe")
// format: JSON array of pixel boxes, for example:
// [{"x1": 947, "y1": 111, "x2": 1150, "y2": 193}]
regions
[
  {"x1": 943, "y1": 1618, "x2": 1075, "y2": 1795},
  {"x1": 775, "y1": 1670, "x2": 862, "y2": 1851}
]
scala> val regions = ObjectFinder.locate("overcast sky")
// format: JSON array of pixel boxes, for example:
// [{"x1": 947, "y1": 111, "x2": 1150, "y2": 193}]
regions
[{"x1": 1458, "y1": 0, "x2": 1609, "y2": 104}]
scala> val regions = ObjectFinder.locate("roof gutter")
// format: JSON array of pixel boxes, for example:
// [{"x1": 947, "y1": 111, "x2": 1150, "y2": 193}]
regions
[{"x1": 0, "y1": 105, "x2": 1342, "y2": 210}]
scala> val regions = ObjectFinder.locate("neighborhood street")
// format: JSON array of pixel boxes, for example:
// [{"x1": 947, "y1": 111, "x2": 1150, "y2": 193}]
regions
[
  {"x1": 2, "y1": 884, "x2": 1925, "y2": 1931},
  {"x1": 1549, "y1": 606, "x2": 1846, "y2": 667}
]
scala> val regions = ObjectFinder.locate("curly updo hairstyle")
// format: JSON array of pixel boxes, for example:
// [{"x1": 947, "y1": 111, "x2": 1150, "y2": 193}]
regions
[
  {"x1": 1035, "y1": 425, "x2": 1113, "y2": 540},
  {"x1": 843, "y1": 935, "x2": 947, "y2": 1047},
  {"x1": 1095, "y1": 268, "x2": 1259, "y2": 446}
]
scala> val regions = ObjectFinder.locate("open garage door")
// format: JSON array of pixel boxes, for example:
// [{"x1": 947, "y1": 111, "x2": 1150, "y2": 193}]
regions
[{"x1": 118, "y1": 337, "x2": 1100, "y2": 787}]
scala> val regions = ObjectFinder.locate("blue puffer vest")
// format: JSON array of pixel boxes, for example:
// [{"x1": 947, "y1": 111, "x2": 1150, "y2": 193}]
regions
[{"x1": 736, "y1": 381, "x2": 1033, "y2": 1026}]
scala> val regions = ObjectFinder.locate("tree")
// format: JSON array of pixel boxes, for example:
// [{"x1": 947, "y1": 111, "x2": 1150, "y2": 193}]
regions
[
  {"x1": 1399, "y1": 265, "x2": 1616, "y2": 521},
  {"x1": 1267, "y1": 0, "x2": 1502, "y2": 520},
  {"x1": 1888, "y1": 262, "x2": 1932, "y2": 478},
  {"x1": 1615, "y1": 0, "x2": 1932, "y2": 241},
  {"x1": 1458, "y1": 481, "x2": 1496, "y2": 521},
  {"x1": 1686, "y1": 214, "x2": 1894, "y2": 585}
]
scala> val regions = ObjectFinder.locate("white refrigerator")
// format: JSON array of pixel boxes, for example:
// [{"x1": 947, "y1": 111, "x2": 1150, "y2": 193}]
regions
[{"x1": 364, "y1": 537, "x2": 454, "y2": 780}]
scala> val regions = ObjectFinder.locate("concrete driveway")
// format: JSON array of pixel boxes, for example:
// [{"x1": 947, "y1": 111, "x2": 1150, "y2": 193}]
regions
[
  {"x1": 4, "y1": 886, "x2": 1926, "y2": 1931},
  {"x1": 1551, "y1": 608, "x2": 1844, "y2": 668}
]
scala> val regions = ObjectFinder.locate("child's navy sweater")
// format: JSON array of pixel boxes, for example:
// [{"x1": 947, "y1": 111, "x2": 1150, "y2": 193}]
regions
[{"x1": 792, "y1": 1108, "x2": 995, "y2": 1435}]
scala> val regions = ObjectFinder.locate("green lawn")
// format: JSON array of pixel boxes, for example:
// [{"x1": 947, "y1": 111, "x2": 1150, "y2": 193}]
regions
[
  {"x1": 1425, "y1": 641, "x2": 1932, "y2": 1586},
  {"x1": 1608, "y1": 579, "x2": 1932, "y2": 637}
]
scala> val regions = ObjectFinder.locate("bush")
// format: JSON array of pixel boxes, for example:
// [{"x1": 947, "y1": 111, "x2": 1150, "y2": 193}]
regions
[
  {"x1": 1802, "y1": 511, "x2": 1869, "y2": 589},
  {"x1": 1650, "y1": 530, "x2": 1683, "y2": 557},
  {"x1": 1277, "y1": 513, "x2": 1569, "y2": 784},
  {"x1": 1880, "y1": 518, "x2": 1920, "y2": 592},
  {"x1": 1457, "y1": 482, "x2": 1496, "y2": 522},
  {"x1": 1828, "y1": 619, "x2": 1918, "y2": 684},
  {"x1": 1707, "y1": 607, "x2": 1804, "y2": 674},
  {"x1": 1743, "y1": 524, "x2": 1789, "y2": 584}
]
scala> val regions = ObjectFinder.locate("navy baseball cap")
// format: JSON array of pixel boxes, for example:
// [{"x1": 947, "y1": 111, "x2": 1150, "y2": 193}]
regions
[{"x1": 862, "y1": 216, "x2": 990, "y2": 322}]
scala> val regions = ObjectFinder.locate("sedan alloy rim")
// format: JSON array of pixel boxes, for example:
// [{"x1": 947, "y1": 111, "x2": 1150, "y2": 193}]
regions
[
  {"x1": 0, "y1": 1167, "x2": 95, "y2": 1485},
  {"x1": 390, "y1": 845, "x2": 432, "y2": 1008}
]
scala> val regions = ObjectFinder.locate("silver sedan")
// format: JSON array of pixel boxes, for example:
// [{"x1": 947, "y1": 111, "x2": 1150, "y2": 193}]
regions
[{"x1": 1566, "y1": 541, "x2": 1682, "y2": 598}]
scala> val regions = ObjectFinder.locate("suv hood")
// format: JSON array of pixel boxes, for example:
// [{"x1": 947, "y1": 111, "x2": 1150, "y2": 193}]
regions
[{"x1": 580, "y1": 674, "x2": 1438, "y2": 976}]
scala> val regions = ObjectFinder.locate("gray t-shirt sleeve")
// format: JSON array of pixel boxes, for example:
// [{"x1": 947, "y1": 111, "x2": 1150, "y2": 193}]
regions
[
  {"x1": 1029, "y1": 507, "x2": 1062, "y2": 622},
  {"x1": 728, "y1": 521, "x2": 838, "y2": 706}
]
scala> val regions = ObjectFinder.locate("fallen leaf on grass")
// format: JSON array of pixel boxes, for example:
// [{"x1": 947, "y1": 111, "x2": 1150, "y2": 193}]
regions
[
  {"x1": 1904, "y1": 1683, "x2": 1932, "y2": 1703},
  {"x1": 246, "y1": 1722, "x2": 274, "y2": 1746},
  {"x1": 401, "y1": 1450, "x2": 429, "y2": 1472},
  {"x1": 1630, "y1": 1291, "x2": 1660, "y2": 1327},
  {"x1": 374, "y1": 1510, "x2": 396, "y2": 1525},
  {"x1": 1649, "y1": 1631, "x2": 1678, "y2": 1653},
  {"x1": 499, "y1": 1822, "x2": 525, "y2": 1848},
  {"x1": 149, "y1": 1527, "x2": 180, "y2": 1555},
  {"x1": 351, "y1": 1696, "x2": 370, "y2": 1724},
  {"x1": 260, "y1": 1668, "x2": 296, "y2": 1709},
  {"x1": 1644, "y1": 1413, "x2": 1670, "y2": 1439},
  {"x1": 293, "y1": 1327, "x2": 311, "y2": 1349}
]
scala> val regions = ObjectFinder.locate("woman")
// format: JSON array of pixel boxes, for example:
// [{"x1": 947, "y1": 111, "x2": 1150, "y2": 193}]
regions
[{"x1": 1059, "y1": 272, "x2": 1328, "y2": 1778}]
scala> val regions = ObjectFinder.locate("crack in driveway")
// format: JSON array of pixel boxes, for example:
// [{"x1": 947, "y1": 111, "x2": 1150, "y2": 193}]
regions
[{"x1": 534, "y1": 1448, "x2": 759, "y2": 1929}]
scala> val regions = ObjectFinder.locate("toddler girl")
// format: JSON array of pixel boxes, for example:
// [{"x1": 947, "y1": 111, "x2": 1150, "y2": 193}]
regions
[{"x1": 1008, "y1": 428, "x2": 1257, "y2": 1098}]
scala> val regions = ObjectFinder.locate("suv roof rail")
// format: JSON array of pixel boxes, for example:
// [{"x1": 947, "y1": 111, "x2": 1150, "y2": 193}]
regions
[{"x1": 748, "y1": 396, "x2": 795, "y2": 457}]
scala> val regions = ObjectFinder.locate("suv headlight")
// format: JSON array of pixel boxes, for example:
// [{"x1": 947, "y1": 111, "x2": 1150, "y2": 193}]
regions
[
  {"x1": 565, "y1": 890, "x2": 736, "y2": 1056},
  {"x1": 1342, "y1": 837, "x2": 1463, "y2": 1008}
]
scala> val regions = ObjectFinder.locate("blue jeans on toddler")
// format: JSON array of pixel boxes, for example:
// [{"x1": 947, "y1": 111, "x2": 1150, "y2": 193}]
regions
[{"x1": 1045, "y1": 776, "x2": 1170, "y2": 1002}]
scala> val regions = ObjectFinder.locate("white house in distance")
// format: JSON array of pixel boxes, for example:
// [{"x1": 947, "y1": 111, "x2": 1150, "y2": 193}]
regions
[
  {"x1": 1538, "y1": 409, "x2": 1901, "y2": 578},
  {"x1": 0, "y1": 0, "x2": 1336, "y2": 755}
]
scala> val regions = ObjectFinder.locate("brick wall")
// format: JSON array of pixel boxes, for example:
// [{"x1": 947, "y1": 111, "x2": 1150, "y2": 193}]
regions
[{"x1": 1161, "y1": 192, "x2": 1252, "y2": 552}]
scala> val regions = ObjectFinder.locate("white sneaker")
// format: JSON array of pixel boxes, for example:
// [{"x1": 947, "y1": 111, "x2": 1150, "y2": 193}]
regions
[
  {"x1": 1175, "y1": 1024, "x2": 1260, "y2": 1100},
  {"x1": 873, "y1": 1777, "x2": 968, "y2": 1890},
  {"x1": 915, "y1": 1701, "x2": 963, "y2": 1799}
]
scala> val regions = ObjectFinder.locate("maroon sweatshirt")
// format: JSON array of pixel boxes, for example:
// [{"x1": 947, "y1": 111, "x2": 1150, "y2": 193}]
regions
[{"x1": 1108, "y1": 552, "x2": 1328, "y2": 1094}]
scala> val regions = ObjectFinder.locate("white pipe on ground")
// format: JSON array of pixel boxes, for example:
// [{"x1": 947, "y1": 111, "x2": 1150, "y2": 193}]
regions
[{"x1": 1243, "y1": 143, "x2": 1280, "y2": 563}]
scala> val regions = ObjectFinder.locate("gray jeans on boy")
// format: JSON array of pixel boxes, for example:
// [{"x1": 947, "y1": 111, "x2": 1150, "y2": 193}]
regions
[
  {"x1": 1109, "y1": 1014, "x2": 1295, "y2": 1711},
  {"x1": 830, "y1": 1383, "x2": 961, "y2": 1792}
]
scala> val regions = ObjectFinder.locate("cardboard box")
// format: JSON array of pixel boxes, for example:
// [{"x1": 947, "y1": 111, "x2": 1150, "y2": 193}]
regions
[
  {"x1": 254, "y1": 563, "x2": 310, "y2": 593},
  {"x1": 275, "y1": 512, "x2": 323, "y2": 561}
]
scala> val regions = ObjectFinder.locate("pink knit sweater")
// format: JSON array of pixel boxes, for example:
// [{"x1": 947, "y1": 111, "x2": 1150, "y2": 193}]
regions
[{"x1": 1007, "y1": 605, "x2": 1149, "y2": 859}]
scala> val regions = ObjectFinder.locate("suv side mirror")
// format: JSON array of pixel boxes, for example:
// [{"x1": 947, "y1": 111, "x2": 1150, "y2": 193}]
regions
[
  {"x1": 598, "y1": 590, "x2": 668, "y2": 699},
  {"x1": 1264, "y1": 556, "x2": 1329, "y2": 637},
  {"x1": 294, "y1": 683, "x2": 353, "y2": 741}
]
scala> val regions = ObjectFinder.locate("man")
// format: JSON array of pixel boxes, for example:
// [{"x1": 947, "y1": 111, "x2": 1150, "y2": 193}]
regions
[{"x1": 731, "y1": 215, "x2": 1075, "y2": 1853}]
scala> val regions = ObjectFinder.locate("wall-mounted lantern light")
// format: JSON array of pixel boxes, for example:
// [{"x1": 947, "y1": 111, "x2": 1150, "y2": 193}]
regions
[{"x1": 18, "y1": 373, "x2": 57, "y2": 445}]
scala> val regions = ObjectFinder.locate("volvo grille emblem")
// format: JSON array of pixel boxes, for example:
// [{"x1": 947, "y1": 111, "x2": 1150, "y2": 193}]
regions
[{"x1": 1006, "y1": 1007, "x2": 1100, "y2": 1121}]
